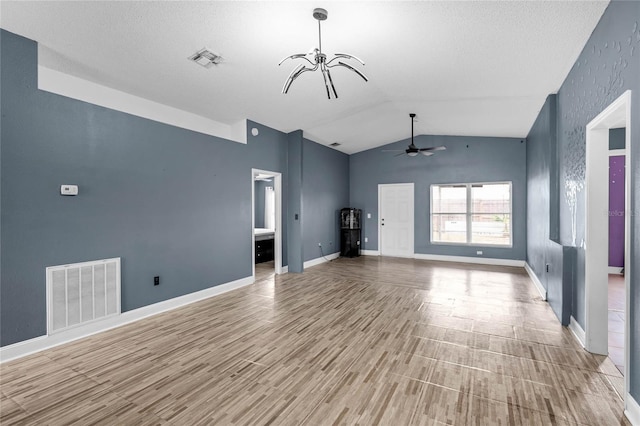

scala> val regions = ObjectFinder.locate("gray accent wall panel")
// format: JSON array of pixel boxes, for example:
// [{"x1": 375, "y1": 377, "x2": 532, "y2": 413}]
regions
[
  {"x1": 552, "y1": 1, "x2": 640, "y2": 399},
  {"x1": 0, "y1": 30, "x2": 290, "y2": 346},
  {"x1": 287, "y1": 130, "x2": 303, "y2": 273},
  {"x1": 526, "y1": 94, "x2": 555, "y2": 292},
  {"x1": 350, "y1": 135, "x2": 527, "y2": 260},
  {"x1": 302, "y1": 139, "x2": 349, "y2": 262},
  {"x1": 525, "y1": 94, "x2": 574, "y2": 324}
]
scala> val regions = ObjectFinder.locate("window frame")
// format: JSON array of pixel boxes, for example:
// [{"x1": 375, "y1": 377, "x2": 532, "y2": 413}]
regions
[{"x1": 430, "y1": 181, "x2": 513, "y2": 248}]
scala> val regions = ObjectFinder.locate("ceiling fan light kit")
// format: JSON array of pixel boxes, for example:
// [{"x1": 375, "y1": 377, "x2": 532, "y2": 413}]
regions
[
  {"x1": 382, "y1": 113, "x2": 447, "y2": 158},
  {"x1": 279, "y1": 8, "x2": 368, "y2": 99}
]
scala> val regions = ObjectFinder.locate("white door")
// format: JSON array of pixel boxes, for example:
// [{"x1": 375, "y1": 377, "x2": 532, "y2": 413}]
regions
[{"x1": 379, "y1": 183, "x2": 414, "y2": 258}]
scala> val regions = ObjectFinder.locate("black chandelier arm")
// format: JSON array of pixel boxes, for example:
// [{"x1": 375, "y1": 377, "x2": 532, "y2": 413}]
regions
[
  {"x1": 326, "y1": 53, "x2": 365, "y2": 66},
  {"x1": 327, "y1": 61, "x2": 369, "y2": 82},
  {"x1": 282, "y1": 63, "x2": 319, "y2": 94},
  {"x1": 279, "y1": 53, "x2": 316, "y2": 67}
]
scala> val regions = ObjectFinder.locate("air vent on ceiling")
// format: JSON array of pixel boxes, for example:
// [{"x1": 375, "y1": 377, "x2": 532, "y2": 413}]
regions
[
  {"x1": 189, "y1": 48, "x2": 223, "y2": 68},
  {"x1": 330, "y1": 142, "x2": 341, "y2": 147}
]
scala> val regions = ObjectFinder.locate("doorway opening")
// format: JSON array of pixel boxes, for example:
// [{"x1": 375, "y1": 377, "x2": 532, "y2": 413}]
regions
[
  {"x1": 584, "y1": 90, "x2": 631, "y2": 405},
  {"x1": 252, "y1": 169, "x2": 283, "y2": 281}
]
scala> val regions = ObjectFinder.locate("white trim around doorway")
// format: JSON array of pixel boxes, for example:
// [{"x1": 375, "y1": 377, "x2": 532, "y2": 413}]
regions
[{"x1": 584, "y1": 89, "x2": 631, "y2": 413}]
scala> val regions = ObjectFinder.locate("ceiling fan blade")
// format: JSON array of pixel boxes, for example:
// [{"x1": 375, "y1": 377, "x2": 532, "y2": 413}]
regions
[
  {"x1": 394, "y1": 152, "x2": 407, "y2": 157},
  {"x1": 421, "y1": 151, "x2": 434, "y2": 156},
  {"x1": 419, "y1": 146, "x2": 447, "y2": 151}
]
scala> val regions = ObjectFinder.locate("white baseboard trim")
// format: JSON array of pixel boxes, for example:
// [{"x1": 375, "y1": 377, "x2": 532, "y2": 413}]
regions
[
  {"x1": 0, "y1": 275, "x2": 254, "y2": 363},
  {"x1": 568, "y1": 315, "x2": 586, "y2": 348},
  {"x1": 361, "y1": 249, "x2": 380, "y2": 256},
  {"x1": 625, "y1": 393, "x2": 640, "y2": 426},
  {"x1": 413, "y1": 253, "x2": 525, "y2": 268},
  {"x1": 280, "y1": 266, "x2": 289, "y2": 274},
  {"x1": 608, "y1": 266, "x2": 624, "y2": 275},
  {"x1": 303, "y1": 252, "x2": 340, "y2": 269},
  {"x1": 524, "y1": 263, "x2": 547, "y2": 300},
  {"x1": 38, "y1": 65, "x2": 247, "y2": 144}
]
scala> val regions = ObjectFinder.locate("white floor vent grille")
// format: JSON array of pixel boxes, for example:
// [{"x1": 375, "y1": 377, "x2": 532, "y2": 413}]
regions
[{"x1": 46, "y1": 258, "x2": 121, "y2": 334}]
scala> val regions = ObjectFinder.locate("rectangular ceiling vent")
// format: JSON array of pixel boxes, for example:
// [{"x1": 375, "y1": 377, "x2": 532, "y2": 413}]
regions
[
  {"x1": 189, "y1": 48, "x2": 223, "y2": 68},
  {"x1": 330, "y1": 142, "x2": 341, "y2": 147}
]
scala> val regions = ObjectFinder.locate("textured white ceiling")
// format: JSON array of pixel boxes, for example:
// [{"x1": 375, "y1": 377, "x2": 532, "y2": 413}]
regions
[{"x1": 0, "y1": 1, "x2": 608, "y2": 154}]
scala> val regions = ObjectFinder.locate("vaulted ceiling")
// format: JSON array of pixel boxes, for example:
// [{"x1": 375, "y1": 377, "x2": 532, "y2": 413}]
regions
[{"x1": 0, "y1": 1, "x2": 609, "y2": 154}]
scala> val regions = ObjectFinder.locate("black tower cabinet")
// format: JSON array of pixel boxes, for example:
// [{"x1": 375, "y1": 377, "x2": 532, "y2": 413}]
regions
[{"x1": 340, "y1": 208, "x2": 362, "y2": 258}]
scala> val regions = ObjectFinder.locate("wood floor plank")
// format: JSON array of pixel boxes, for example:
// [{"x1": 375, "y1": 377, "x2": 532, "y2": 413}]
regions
[{"x1": 0, "y1": 256, "x2": 629, "y2": 425}]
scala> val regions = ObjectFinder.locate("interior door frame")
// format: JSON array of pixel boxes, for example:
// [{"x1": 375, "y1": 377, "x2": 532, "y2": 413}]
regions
[
  {"x1": 251, "y1": 169, "x2": 283, "y2": 279},
  {"x1": 378, "y1": 183, "x2": 415, "y2": 258},
  {"x1": 584, "y1": 90, "x2": 631, "y2": 409}
]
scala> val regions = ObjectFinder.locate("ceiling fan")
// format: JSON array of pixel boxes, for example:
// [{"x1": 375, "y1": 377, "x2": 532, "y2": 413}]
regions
[{"x1": 383, "y1": 113, "x2": 446, "y2": 157}]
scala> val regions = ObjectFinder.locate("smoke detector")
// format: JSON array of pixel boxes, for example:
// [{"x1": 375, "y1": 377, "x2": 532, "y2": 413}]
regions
[{"x1": 188, "y1": 48, "x2": 223, "y2": 68}]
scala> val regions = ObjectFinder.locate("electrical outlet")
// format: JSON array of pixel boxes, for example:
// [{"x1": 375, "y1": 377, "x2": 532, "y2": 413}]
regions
[
  {"x1": 476, "y1": 250, "x2": 483, "y2": 255},
  {"x1": 365, "y1": 237, "x2": 368, "y2": 243},
  {"x1": 154, "y1": 276, "x2": 160, "y2": 286}
]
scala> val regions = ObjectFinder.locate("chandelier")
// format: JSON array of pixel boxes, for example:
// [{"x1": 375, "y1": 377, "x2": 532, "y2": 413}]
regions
[{"x1": 279, "y1": 8, "x2": 368, "y2": 99}]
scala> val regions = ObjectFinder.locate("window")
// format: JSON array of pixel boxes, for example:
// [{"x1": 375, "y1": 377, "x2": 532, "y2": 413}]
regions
[{"x1": 431, "y1": 182, "x2": 512, "y2": 246}]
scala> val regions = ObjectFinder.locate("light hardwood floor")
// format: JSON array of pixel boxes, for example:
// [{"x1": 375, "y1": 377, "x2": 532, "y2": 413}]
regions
[{"x1": 0, "y1": 256, "x2": 628, "y2": 425}]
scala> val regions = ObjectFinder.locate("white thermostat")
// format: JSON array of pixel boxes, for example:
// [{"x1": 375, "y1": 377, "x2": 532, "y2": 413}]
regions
[{"x1": 60, "y1": 185, "x2": 78, "y2": 196}]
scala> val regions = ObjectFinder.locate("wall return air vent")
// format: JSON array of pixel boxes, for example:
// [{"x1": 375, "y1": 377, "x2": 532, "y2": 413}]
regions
[
  {"x1": 46, "y1": 258, "x2": 121, "y2": 334},
  {"x1": 189, "y1": 47, "x2": 223, "y2": 68}
]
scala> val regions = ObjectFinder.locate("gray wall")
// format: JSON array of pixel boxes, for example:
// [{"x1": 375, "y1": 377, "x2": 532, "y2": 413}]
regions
[
  {"x1": 531, "y1": 1, "x2": 640, "y2": 399},
  {"x1": 254, "y1": 180, "x2": 269, "y2": 229},
  {"x1": 350, "y1": 135, "x2": 527, "y2": 260},
  {"x1": 302, "y1": 138, "x2": 349, "y2": 261},
  {"x1": 526, "y1": 94, "x2": 573, "y2": 323},
  {"x1": 286, "y1": 131, "x2": 304, "y2": 273},
  {"x1": 0, "y1": 30, "x2": 294, "y2": 346}
]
